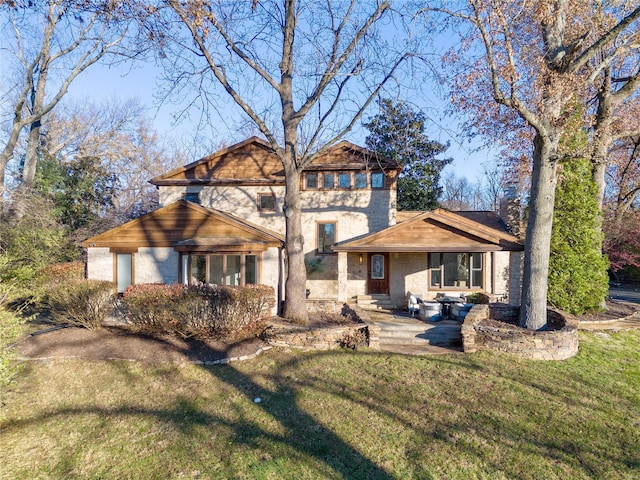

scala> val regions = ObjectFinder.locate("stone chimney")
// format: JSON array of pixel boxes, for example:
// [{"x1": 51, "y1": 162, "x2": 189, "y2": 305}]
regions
[{"x1": 500, "y1": 185, "x2": 522, "y2": 238}]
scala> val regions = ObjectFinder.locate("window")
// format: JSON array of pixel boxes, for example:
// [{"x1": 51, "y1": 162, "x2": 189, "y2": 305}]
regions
[
  {"x1": 116, "y1": 253, "x2": 133, "y2": 293},
  {"x1": 317, "y1": 222, "x2": 336, "y2": 254},
  {"x1": 355, "y1": 172, "x2": 367, "y2": 189},
  {"x1": 258, "y1": 193, "x2": 276, "y2": 212},
  {"x1": 305, "y1": 172, "x2": 318, "y2": 189},
  {"x1": 429, "y1": 252, "x2": 483, "y2": 289},
  {"x1": 371, "y1": 254, "x2": 385, "y2": 279},
  {"x1": 183, "y1": 254, "x2": 258, "y2": 286},
  {"x1": 371, "y1": 172, "x2": 384, "y2": 189},
  {"x1": 183, "y1": 192, "x2": 200, "y2": 204},
  {"x1": 323, "y1": 173, "x2": 334, "y2": 189},
  {"x1": 338, "y1": 173, "x2": 351, "y2": 189}
]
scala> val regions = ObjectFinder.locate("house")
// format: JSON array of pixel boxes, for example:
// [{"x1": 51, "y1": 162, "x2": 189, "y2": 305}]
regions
[{"x1": 83, "y1": 136, "x2": 523, "y2": 313}]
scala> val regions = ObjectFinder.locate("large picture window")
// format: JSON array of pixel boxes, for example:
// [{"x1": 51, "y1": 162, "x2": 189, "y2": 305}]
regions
[
  {"x1": 317, "y1": 222, "x2": 336, "y2": 254},
  {"x1": 183, "y1": 254, "x2": 258, "y2": 286},
  {"x1": 429, "y1": 252, "x2": 483, "y2": 289}
]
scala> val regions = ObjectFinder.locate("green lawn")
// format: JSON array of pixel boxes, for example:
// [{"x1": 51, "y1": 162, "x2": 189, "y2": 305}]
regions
[{"x1": 1, "y1": 330, "x2": 639, "y2": 479}]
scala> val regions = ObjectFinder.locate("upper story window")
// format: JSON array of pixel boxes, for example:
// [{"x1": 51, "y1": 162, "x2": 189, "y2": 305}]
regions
[
  {"x1": 300, "y1": 170, "x2": 388, "y2": 191},
  {"x1": 317, "y1": 222, "x2": 336, "y2": 254},
  {"x1": 323, "y1": 173, "x2": 334, "y2": 189},
  {"x1": 338, "y1": 173, "x2": 351, "y2": 189},
  {"x1": 183, "y1": 192, "x2": 200, "y2": 204},
  {"x1": 371, "y1": 172, "x2": 384, "y2": 189},
  {"x1": 258, "y1": 193, "x2": 276, "y2": 212},
  {"x1": 305, "y1": 172, "x2": 318, "y2": 189}
]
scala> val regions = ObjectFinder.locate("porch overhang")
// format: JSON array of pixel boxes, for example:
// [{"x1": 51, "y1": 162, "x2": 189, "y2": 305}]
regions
[{"x1": 333, "y1": 209, "x2": 524, "y2": 253}]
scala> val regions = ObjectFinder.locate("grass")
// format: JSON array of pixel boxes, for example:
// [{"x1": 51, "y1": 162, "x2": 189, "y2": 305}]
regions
[{"x1": 1, "y1": 330, "x2": 639, "y2": 479}]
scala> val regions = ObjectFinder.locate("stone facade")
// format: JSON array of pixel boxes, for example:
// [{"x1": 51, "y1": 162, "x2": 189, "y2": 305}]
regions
[
  {"x1": 158, "y1": 185, "x2": 396, "y2": 300},
  {"x1": 461, "y1": 304, "x2": 579, "y2": 360},
  {"x1": 265, "y1": 303, "x2": 380, "y2": 351},
  {"x1": 86, "y1": 248, "x2": 112, "y2": 282}
]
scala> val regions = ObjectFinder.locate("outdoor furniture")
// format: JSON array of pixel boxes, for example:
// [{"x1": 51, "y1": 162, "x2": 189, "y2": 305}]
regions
[
  {"x1": 451, "y1": 303, "x2": 474, "y2": 321},
  {"x1": 436, "y1": 296, "x2": 463, "y2": 321},
  {"x1": 407, "y1": 293, "x2": 421, "y2": 317},
  {"x1": 419, "y1": 302, "x2": 441, "y2": 322}
]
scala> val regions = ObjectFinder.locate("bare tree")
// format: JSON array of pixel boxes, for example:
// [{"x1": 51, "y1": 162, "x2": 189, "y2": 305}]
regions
[
  {"x1": 0, "y1": 0, "x2": 133, "y2": 203},
  {"x1": 430, "y1": 1, "x2": 640, "y2": 329},
  {"x1": 40, "y1": 98, "x2": 185, "y2": 224},
  {"x1": 154, "y1": 0, "x2": 413, "y2": 321},
  {"x1": 439, "y1": 171, "x2": 473, "y2": 210}
]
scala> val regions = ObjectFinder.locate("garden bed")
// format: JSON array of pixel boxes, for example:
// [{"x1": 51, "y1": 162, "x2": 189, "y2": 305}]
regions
[{"x1": 461, "y1": 304, "x2": 579, "y2": 360}]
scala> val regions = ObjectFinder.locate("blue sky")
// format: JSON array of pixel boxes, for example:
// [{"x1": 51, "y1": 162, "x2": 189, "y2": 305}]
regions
[{"x1": 59, "y1": 57, "x2": 496, "y2": 183}]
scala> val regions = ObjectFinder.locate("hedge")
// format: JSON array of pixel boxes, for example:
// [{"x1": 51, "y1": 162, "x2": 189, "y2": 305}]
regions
[{"x1": 122, "y1": 283, "x2": 274, "y2": 339}]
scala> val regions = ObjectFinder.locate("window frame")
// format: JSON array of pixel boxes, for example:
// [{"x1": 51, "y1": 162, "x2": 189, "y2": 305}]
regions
[
  {"x1": 257, "y1": 192, "x2": 276, "y2": 212},
  {"x1": 338, "y1": 172, "x2": 351, "y2": 189},
  {"x1": 181, "y1": 253, "x2": 260, "y2": 286},
  {"x1": 371, "y1": 171, "x2": 384, "y2": 189},
  {"x1": 354, "y1": 172, "x2": 367, "y2": 189},
  {"x1": 316, "y1": 221, "x2": 337, "y2": 255},
  {"x1": 183, "y1": 191, "x2": 201, "y2": 204},
  {"x1": 323, "y1": 172, "x2": 335, "y2": 189},
  {"x1": 428, "y1": 252, "x2": 484, "y2": 290},
  {"x1": 305, "y1": 172, "x2": 318, "y2": 189}
]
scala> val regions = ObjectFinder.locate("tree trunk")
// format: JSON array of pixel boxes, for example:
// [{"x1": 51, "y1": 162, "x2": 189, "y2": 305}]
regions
[
  {"x1": 281, "y1": 156, "x2": 308, "y2": 322},
  {"x1": 519, "y1": 133, "x2": 559, "y2": 330},
  {"x1": 20, "y1": 119, "x2": 42, "y2": 191},
  {"x1": 592, "y1": 74, "x2": 613, "y2": 211}
]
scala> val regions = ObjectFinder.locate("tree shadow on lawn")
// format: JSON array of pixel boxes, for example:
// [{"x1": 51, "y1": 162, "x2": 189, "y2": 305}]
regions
[{"x1": 184, "y1": 338, "x2": 395, "y2": 479}]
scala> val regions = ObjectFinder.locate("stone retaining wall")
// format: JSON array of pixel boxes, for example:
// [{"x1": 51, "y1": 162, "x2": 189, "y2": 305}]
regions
[
  {"x1": 265, "y1": 303, "x2": 380, "y2": 351},
  {"x1": 461, "y1": 304, "x2": 579, "y2": 360}
]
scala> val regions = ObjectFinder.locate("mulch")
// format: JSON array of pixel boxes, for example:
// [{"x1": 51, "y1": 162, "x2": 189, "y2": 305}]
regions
[
  {"x1": 15, "y1": 299, "x2": 639, "y2": 365},
  {"x1": 17, "y1": 325, "x2": 270, "y2": 365}
]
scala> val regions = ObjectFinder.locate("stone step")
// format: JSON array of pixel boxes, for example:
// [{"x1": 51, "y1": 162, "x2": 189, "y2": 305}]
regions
[{"x1": 375, "y1": 321, "x2": 462, "y2": 347}]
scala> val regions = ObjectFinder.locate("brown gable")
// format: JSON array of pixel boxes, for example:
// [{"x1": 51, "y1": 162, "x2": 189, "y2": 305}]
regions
[
  {"x1": 150, "y1": 137, "x2": 285, "y2": 186},
  {"x1": 334, "y1": 209, "x2": 523, "y2": 252},
  {"x1": 151, "y1": 138, "x2": 400, "y2": 186},
  {"x1": 82, "y1": 201, "x2": 284, "y2": 249},
  {"x1": 305, "y1": 141, "x2": 400, "y2": 171}
]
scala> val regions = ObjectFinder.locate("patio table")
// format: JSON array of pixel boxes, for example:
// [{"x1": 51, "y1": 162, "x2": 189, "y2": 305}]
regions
[{"x1": 436, "y1": 297, "x2": 463, "y2": 320}]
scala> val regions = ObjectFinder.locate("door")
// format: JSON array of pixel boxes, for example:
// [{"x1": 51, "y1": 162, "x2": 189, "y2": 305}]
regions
[{"x1": 368, "y1": 253, "x2": 389, "y2": 294}]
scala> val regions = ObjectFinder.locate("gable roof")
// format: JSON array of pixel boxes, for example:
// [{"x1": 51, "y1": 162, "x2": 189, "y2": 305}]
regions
[
  {"x1": 82, "y1": 200, "x2": 284, "y2": 249},
  {"x1": 150, "y1": 137, "x2": 284, "y2": 186},
  {"x1": 150, "y1": 136, "x2": 400, "y2": 186},
  {"x1": 334, "y1": 209, "x2": 522, "y2": 252}
]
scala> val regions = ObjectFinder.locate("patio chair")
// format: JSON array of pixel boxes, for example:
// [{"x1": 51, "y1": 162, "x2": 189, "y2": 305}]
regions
[{"x1": 407, "y1": 292, "x2": 421, "y2": 317}]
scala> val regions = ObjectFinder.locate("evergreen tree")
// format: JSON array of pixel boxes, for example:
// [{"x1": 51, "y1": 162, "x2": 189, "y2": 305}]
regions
[
  {"x1": 548, "y1": 117, "x2": 609, "y2": 315},
  {"x1": 364, "y1": 99, "x2": 451, "y2": 211}
]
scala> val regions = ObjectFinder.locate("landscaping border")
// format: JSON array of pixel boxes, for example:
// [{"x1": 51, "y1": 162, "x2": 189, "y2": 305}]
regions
[{"x1": 461, "y1": 304, "x2": 579, "y2": 360}]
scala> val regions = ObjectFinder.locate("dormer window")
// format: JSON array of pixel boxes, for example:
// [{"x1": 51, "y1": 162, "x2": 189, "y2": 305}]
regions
[
  {"x1": 338, "y1": 173, "x2": 351, "y2": 189},
  {"x1": 371, "y1": 172, "x2": 384, "y2": 189},
  {"x1": 305, "y1": 172, "x2": 318, "y2": 189},
  {"x1": 323, "y1": 173, "x2": 334, "y2": 189}
]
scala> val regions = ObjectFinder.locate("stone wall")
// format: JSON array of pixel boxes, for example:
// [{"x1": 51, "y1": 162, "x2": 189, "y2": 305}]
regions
[
  {"x1": 461, "y1": 304, "x2": 579, "y2": 360},
  {"x1": 265, "y1": 303, "x2": 380, "y2": 351}
]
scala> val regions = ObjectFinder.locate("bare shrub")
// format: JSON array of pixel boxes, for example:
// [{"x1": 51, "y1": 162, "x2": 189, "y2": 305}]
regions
[{"x1": 47, "y1": 280, "x2": 114, "y2": 329}]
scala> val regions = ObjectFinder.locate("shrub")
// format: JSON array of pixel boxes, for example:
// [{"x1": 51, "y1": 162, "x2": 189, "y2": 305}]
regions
[
  {"x1": 122, "y1": 283, "x2": 275, "y2": 339},
  {"x1": 122, "y1": 283, "x2": 187, "y2": 335},
  {"x1": 31, "y1": 262, "x2": 86, "y2": 304},
  {"x1": 47, "y1": 280, "x2": 114, "y2": 329}
]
